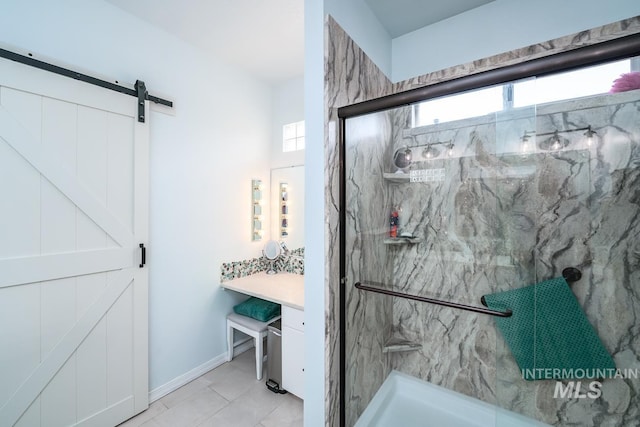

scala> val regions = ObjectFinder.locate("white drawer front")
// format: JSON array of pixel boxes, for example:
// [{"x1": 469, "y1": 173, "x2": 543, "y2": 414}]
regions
[{"x1": 282, "y1": 305, "x2": 304, "y2": 331}]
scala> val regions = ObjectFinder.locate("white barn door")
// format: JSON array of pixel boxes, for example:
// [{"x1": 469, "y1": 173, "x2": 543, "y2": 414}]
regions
[{"x1": 0, "y1": 56, "x2": 149, "y2": 427}]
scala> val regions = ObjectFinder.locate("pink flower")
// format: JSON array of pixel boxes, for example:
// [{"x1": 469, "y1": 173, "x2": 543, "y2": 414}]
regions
[{"x1": 610, "y1": 71, "x2": 640, "y2": 93}]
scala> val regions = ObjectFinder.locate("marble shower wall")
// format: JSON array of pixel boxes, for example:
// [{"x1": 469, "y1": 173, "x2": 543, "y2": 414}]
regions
[
  {"x1": 324, "y1": 16, "x2": 392, "y2": 427},
  {"x1": 384, "y1": 107, "x2": 504, "y2": 408},
  {"x1": 344, "y1": 89, "x2": 640, "y2": 426},
  {"x1": 326, "y1": 13, "x2": 640, "y2": 427},
  {"x1": 493, "y1": 89, "x2": 640, "y2": 426},
  {"x1": 343, "y1": 111, "x2": 396, "y2": 426}
]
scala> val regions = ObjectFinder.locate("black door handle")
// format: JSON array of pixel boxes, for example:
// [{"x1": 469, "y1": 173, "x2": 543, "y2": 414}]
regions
[{"x1": 139, "y1": 243, "x2": 146, "y2": 268}]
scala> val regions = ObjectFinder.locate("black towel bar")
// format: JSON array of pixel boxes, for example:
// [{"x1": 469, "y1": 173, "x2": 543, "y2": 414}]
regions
[{"x1": 354, "y1": 282, "x2": 513, "y2": 317}]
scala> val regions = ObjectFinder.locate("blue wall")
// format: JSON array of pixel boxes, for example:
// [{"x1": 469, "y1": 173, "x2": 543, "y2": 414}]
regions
[
  {"x1": 325, "y1": 0, "x2": 392, "y2": 78},
  {"x1": 303, "y1": 0, "x2": 326, "y2": 423},
  {"x1": 392, "y1": 0, "x2": 640, "y2": 82}
]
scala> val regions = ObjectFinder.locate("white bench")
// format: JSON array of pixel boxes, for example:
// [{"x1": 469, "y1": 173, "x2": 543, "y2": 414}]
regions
[{"x1": 226, "y1": 312, "x2": 281, "y2": 380}]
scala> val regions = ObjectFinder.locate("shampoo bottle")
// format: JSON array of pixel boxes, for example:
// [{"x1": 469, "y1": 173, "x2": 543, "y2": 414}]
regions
[{"x1": 389, "y1": 208, "x2": 399, "y2": 238}]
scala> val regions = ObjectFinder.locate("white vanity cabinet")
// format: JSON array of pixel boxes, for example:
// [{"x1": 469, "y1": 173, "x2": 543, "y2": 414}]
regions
[
  {"x1": 282, "y1": 305, "x2": 304, "y2": 398},
  {"x1": 220, "y1": 273, "x2": 304, "y2": 398}
]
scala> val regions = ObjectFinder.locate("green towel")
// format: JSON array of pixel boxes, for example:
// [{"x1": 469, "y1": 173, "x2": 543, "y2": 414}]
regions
[
  {"x1": 233, "y1": 297, "x2": 281, "y2": 322},
  {"x1": 484, "y1": 277, "x2": 615, "y2": 381}
]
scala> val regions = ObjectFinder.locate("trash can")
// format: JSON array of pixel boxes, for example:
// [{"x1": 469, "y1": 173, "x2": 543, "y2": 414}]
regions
[{"x1": 266, "y1": 319, "x2": 287, "y2": 394}]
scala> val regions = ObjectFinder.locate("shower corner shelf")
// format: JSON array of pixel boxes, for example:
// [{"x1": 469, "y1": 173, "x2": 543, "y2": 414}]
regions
[
  {"x1": 383, "y1": 172, "x2": 410, "y2": 183},
  {"x1": 383, "y1": 338, "x2": 422, "y2": 354},
  {"x1": 384, "y1": 237, "x2": 422, "y2": 245}
]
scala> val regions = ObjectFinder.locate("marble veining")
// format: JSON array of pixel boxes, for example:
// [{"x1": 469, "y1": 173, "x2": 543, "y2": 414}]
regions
[
  {"x1": 326, "y1": 14, "x2": 640, "y2": 427},
  {"x1": 346, "y1": 88, "x2": 640, "y2": 425}
]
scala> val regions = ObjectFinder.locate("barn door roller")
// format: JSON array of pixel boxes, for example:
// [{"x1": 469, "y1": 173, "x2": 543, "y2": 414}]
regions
[{"x1": 135, "y1": 80, "x2": 148, "y2": 123}]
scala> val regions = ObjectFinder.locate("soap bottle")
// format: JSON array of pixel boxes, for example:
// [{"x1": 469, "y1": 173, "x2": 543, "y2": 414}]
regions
[{"x1": 389, "y1": 208, "x2": 399, "y2": 238}]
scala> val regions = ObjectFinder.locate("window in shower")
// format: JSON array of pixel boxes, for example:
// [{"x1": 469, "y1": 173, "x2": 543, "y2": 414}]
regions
[
  {"x1": 412, "y1": 84, "x2": 503, "y2": 127},
  {"x1": 512, "y1": 58, "x2": 634, "y2": 107},
  {"x1": 412, "y1": 57, "x2": 638, "y2": 128}
]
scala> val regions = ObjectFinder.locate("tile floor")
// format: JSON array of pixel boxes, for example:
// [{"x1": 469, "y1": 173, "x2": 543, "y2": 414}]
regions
[{"x1": 118, "y1": 349, "x2": 303, "y2": 427}]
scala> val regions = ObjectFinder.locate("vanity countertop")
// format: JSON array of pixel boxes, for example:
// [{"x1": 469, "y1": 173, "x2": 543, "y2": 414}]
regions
[{"x1": 221, "y1": 272, "x2": 304, "y2": 310}]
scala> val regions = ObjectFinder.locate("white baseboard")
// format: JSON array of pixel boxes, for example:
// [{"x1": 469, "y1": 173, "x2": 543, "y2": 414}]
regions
[{"x1": 149, "y1": 337, "x2": 255, "y2": 403}]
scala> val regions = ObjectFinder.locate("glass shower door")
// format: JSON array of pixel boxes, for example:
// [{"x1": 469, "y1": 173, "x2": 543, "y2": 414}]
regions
[
  {"x1": 343, "y1": 85, "x2": 512, "y2": 426},
  {"x1": 343, "y1": 109, "x2": 395, "y2": 426},
  {"x1": 494, "y1": 70, "x2": 640, "y2": 426}
]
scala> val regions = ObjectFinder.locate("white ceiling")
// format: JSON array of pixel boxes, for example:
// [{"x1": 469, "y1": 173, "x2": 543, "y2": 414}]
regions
[
  {"x1": 105, "y1": 0, "x2": 493, "y2": 85},
  {"x1": 105, "y1": 0, "x2": 304, "y2": 85}
]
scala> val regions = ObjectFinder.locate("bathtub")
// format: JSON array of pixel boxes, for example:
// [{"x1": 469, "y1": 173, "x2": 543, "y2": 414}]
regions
[{"x1": 354, "y1": 370, "x2": 550, "y2": 427}]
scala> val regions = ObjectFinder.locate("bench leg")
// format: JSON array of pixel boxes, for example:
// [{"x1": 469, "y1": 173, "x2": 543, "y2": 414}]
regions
[
  {"x1": 255, "y1": 334, "x2": 263, "y2": 380},
  {"x1": 227, "y1": 322, "x2": 233, "y2": 362}
]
